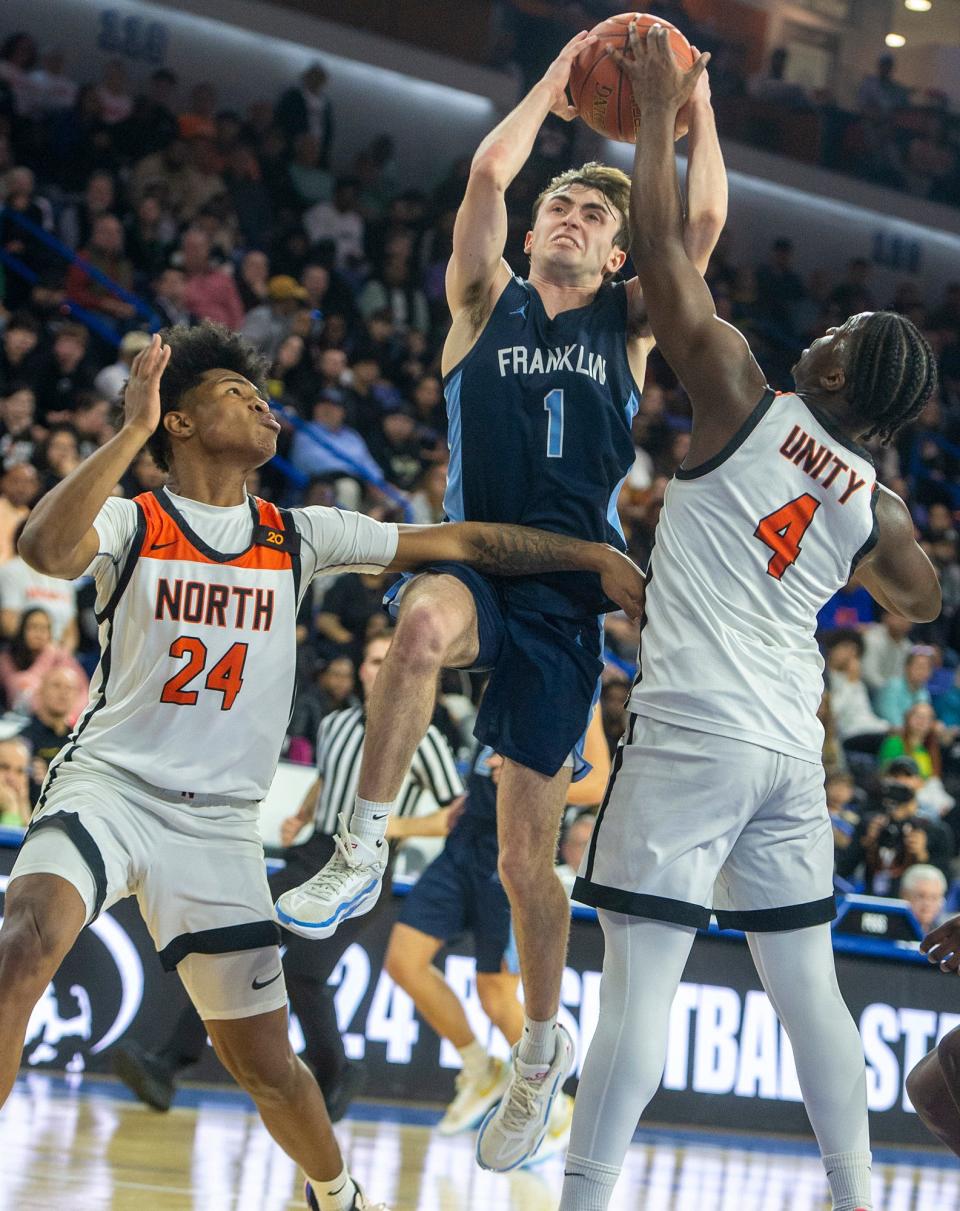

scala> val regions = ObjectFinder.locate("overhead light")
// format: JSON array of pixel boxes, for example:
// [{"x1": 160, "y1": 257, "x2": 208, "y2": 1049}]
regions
[
  {"x1": 904, "y1": 0, "x2": 931, "y2": 10},
  {"x1": 885, "y1": 32, "x2": 907, "y2": 46}
]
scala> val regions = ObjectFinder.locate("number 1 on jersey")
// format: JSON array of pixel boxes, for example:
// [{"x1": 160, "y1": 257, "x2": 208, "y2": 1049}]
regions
[
  {"x1": 544, "y1": 389, "x2": 564, "y2": 459},
  {"x1": 754, "y1": 493, "x2": 820, "y2": 580}
]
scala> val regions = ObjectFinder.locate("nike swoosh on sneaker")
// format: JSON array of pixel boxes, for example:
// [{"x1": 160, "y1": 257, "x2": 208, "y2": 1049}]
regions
[{"x1": 251, "y1": 970, "x2": 283, "y2": 990}]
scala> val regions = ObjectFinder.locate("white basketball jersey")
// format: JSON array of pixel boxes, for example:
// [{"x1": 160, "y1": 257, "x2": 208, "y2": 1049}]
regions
[
  {"x1": 629, "y1": 389, "x2": 878, "y2": 763},
  {"x1": 43, "y1": 490, "x2": 302, "y2": 801}
]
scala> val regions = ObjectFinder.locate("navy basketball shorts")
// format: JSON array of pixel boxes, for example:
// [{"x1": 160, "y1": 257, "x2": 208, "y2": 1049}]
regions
[
  {"x1": 386, "y1": 562, "x2": 603, "y2": 779},
  {"x1": 398, "y1": 829, "x2": 518, "y2": 974}
]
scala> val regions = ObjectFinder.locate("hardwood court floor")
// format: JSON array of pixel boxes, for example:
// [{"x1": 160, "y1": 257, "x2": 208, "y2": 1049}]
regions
[{"x1": 2, "y1": 1073, "x2": 959, "y2": 1210}]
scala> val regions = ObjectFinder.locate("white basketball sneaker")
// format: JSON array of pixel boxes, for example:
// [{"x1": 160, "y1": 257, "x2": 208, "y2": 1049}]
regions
[
  {"x1": 438, "y1": 1057, "x2": 512, "y2": 1136},
  {"x1": 276, "y1": 813, "x2": 387, "y2": 940},
  {"x1": 476, "y1": 1023, "x2": 574, "y2": 1172},
  {"x1": 522, "y1": 1092, "x2": 574, "y2": 1166},
  {"x1": 305, "y1": 1178, "x2": 390, "y2": 1210}
]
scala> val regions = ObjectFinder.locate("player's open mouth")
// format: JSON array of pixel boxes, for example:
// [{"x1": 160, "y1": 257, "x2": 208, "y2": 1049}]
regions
[{"x1": 553, "y1": 235, "x2": 580, "y2": 249}]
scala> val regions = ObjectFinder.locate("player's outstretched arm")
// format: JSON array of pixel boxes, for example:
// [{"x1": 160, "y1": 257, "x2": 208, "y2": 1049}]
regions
[
  {"x1": 851, "y1": 486, "x2": 941, "y2": 623},
  {"x1": 19, "y1": 334, "x2": 170, "y2": 580},
  {"x1": 389, "y1": 523, "x2": 645, "y2": 619},
  {"x1": 447, "y1": 31, "x2": 597, "y2": 323},
  {"x1": 682, "y1": 57, "x2": 728, "y2": 275},
  {"x1": 614, "y1": 25, "x2": 765, "y2": 428}
]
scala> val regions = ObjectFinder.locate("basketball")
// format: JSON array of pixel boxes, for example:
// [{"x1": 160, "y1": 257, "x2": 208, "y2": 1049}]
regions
[{"x1": 569, "y1": 13, "x2": 696, "y2": 143}]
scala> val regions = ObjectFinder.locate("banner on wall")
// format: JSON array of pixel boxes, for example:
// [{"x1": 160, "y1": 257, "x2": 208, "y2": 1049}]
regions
[{"x1": 1, "y1": 846, "x2": 955, "y2": 1147}]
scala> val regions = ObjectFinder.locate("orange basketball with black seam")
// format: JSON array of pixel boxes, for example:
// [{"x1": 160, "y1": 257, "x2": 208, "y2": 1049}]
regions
[{"x1": 569, "y1": 13, "x2": 695, "y2": 143}]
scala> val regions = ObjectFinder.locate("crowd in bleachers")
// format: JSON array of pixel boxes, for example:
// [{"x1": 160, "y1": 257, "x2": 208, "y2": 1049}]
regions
[
  {"x1": 0, "y1": 27, "x2": 959, "y2": 911},
  {"x1": 498, "y1": 0, "x2": 960, "y2": 207}
]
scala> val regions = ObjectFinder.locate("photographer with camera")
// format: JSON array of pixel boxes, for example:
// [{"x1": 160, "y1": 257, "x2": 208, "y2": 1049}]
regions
[{"x1": 836, "y1": 756, "x2": 953, "y2": 896}]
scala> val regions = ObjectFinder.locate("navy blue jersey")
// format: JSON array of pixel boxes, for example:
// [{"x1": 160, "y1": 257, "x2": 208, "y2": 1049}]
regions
[{"x1": 444, "y1": 274, "x2": 640, "y2": 617}]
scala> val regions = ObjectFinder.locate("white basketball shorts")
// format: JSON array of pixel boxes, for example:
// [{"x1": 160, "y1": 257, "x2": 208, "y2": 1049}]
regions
[
  {"x1": 9, "y1": 750, "x2": 287, "y2": 1020},
  {"x1": 574, "y1": 715, "x2": 836, "y2": 931}
]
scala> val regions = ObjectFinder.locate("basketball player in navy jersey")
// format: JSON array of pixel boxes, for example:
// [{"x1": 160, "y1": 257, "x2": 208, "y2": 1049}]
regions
[
  {"x1": 0, "y1": 323, "x2": 643, "y2": 1211},
  {"x1": 559, "y1": 28, "x2": 940, "y2": 1211},
  {"x1": 277, "y1": 28, "x2": 728, "y2": 1170}
]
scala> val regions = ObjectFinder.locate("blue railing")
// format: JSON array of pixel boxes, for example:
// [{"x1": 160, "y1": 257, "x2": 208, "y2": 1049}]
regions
[{"x1": 0, "y1": 206, "x2": 160, "y2": 329}]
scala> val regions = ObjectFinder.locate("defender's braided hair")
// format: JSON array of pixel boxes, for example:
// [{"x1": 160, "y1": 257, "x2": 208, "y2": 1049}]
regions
[{"x1": 846, "y1": 311, "x2": 937, "y2": 443}]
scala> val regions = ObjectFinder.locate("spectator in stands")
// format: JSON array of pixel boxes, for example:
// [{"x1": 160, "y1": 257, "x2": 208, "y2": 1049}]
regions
[
  {"x1": 819, "y1": 579, "x2": 875, "y2": 630},
  {"x1": 27, "y1": 48, "x2": 77, "y2": 120},
  {"x1": 289, "y1": 389, "x2": 387, "y2": 509},
  {"x1": 877, "y1": 646, "x2": 935, "y2": 726},
  {"x1": 64, "y1": 213, "x2": 138, "y2": 328},
  {"x1": 368, "y1": 402, "x2": 425, "y2": 492},
  {"x1": 177, "y1": 227, "x2": 244, "y2": 330},
  {"x1": 1, "y1": 166, "x2": 54, "y2": 309},
  {"x1": 235, "y1": 249, "x2": 270, "y2": 313},
  {"x1": 749, "y1": 47, "x2": 809, "y2": 109},
  {"x1": 829, "y1": 258, "x2": 874, "y2": 317},
  {"x1": 857, "y1": 54, "x2": 911, "y2": 117},
  {"x1": 555, "y1": 811, "x2": 596, "y2": 895},
  {"x1": 71, "y1": 391, "x2": 113, "y2": 458},
  {"x1": 96, "y1": 59, "x2": 133, "y2": 126},
  {"x1": 125, "y1": 192, "x2": 176, "y2": 283},
  {"x1": 32, "y1": 323, "x2": 96, "y2": 422},
  {"x1": 49, "y1": 82, "x2": 116, "y2": 193},
  {"x1": 275, "y1": 62, "x2": 334, "y2": 168},
  {"x1": 150, "y1": 265, "x2": 195, "y2": 329},
  {"x1": 178, "y1": 82, "x2": 218, "y2": 142},
  {"x1": 755, "y1": 237, "x2": 806, "y2": 343},
  {"x1": 58, "y1": 169, "x2": 117, "y2": 254},
  {"x1": 131, "y1": 139, "x2": 212, "y2": 224},
  {"x1": 0, "y1": 461, "x2": 39, "y2": 561},
  {"x1": 410, "y1": 373, "x2": 446, "y2": 436},
  {"x1": 409, "y1": 462, "x2": 448, "y2": 525},
  {"x1": 901, "y1": 863, "x2": 950, "y2": 932},
  {"x1": 94, "y1": 330, "x2": 152, "y2": 401},
  {"x1": 288, "y1": 134, "x2": 333, "y2": 210},
  {"x1": 836, "y1": 758, "x2": 953, "y2": 896},
  {"x1": 824, "y1": 630, "x2": 890, "y2": 761},
  {"x1": 0, "y1": 385, "x2": 37, "y2": 470},
  {"x1": 861, "y1": 610, "x2": 914, "y2": 697},
  {"x1": 114, "y1": 68, "x2": 179, "y2": 160},
  {"x1": 0, "y1": 605, "x2": 88, "y2": 720},
  {"x1": 878, "y1": 700, "x2": 941, "y2": 778},
  {"x1": 36, "y1": 424, "x2": 81, "y2": 496},
  {"x1": 903, "y1": 113, "x2": 958, "y2": 203},
  {"x1": 0, "y1": 735, "x2": 30, "y2": 828},
  {"x1": 287, "y1": 653, "x2": 358, "y2": 763},
  {"x1": 304, "y1": 177, "x2": 365, "y2": 271},
  {"x1": 826, "y1": 771, "x2": 861, "y2": 861},
  {"x1": 19, "y1": 664, "x2": 81, "y2": 801},
  {"x1": 241, "y1": 274, "x2": 308, "y2": 361},
  {"x1": 358, "y1": 251, "x2": 430, "y2": 335},
  {"x1": 0, "y1": 312, "x2": 41, "y2": 394},
  {"x1": 0, "y1": 34, "x2": 39, "y2": 119},
  {"x1": 315, "y1": 571, "x2": 391, "y2": 667}
]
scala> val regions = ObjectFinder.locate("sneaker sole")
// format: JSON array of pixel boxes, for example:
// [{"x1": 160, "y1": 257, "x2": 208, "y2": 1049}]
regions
[
  {"x1": 111, "y1": 1051, "x2": 173, "y2": 1113},
  {"x1": 275, "y1": 879, "x2": 381, "y2": 940},
  {"x1": 474, "y1": 1063, "x2": 566, "y2": 1173}
]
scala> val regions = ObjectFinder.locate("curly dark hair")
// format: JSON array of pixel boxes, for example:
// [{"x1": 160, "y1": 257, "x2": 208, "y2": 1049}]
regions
[
  {"x1": 847, "y1": 311, "x2": 938, "y2": 443},
  {"x1": 124, "y1": 322, "x2": 269, "y2": 471}
]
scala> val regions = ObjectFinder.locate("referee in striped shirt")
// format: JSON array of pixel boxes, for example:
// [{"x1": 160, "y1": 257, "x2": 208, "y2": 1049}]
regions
[{"x1": 111, "y1": 629, "x2": 463, "y2": 1121}]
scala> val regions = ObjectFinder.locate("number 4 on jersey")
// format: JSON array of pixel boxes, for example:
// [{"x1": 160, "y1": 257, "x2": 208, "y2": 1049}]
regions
[{"x1": 754, "y1": 493, "x2": 820, "y2": 580}]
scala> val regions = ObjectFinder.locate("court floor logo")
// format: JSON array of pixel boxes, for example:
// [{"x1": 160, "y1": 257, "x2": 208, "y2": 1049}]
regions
[{"x1": 0, "y1": 874, "x2": 144, "y2": 1070}]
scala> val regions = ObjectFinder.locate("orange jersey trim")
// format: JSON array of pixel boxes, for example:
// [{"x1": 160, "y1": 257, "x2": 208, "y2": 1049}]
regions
[{"x1": 135, "y1": 493, "x2": 293, "y2": 570}]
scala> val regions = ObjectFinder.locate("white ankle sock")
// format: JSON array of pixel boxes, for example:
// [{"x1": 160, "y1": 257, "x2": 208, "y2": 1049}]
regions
[
  {"x1": 457, "y1": 1039, "x2": 489, "y2": 1081},
  {"x1": 517, "y1": 1013, "x2": 557, "y2": 1067},
  {"x1": 309, "y1": 1164, "x2": 358, "y2": 1211},
  {"x1": 823, "y1": 1151, "x2": 873, "y2": 1211},
  {"x1": 350, "y1": 796, "x2": 393, "y2": 847},
  {"x1": 559, "y1": 1153, "x2": 620, "y2": 1211}
]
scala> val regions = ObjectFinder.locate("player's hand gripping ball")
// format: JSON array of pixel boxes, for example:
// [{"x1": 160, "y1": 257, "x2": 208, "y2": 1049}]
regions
[{"x1": 569, "y1": 12, "x2": 696, "y2": 142}]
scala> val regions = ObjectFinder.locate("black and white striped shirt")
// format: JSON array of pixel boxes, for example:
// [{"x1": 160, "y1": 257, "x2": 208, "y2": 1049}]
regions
[{"x1": 313, "y1": 706, "x2": 463, "y2": 835}]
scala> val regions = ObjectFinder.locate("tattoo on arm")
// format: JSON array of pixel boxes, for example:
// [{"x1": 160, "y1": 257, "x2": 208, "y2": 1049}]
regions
[{"x1": 463, "y1": 525, "x2": 593, "y2": 575}]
